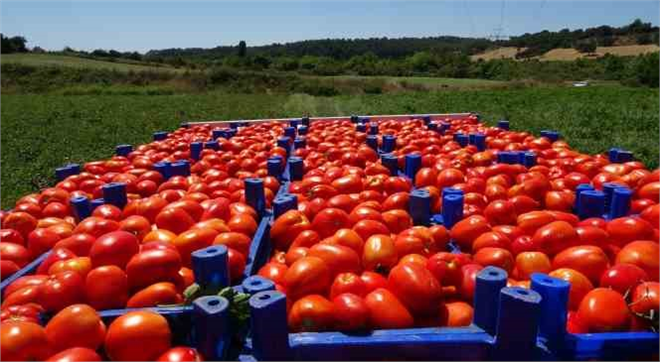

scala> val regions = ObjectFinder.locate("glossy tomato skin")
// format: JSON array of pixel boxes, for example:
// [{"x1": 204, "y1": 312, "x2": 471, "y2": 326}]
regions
[
  {"x1": 459, "y1": 264, "x2": 484, "y2": 302},
  {"x1": 549, "y1": 268, "x2": 594, "y2": 310},
  {"x1": 0, "y1": 303, "x2": 44, "y2": 324},
  {"x1": 629, "y1": 282, "x2": 660, "y2": 315},
  {"x1": 606, "y1": 217, "x2": 654, "y2": 247},
  {"x1": 45, "y1": 304, "x2": 106, "y2": 351},
  {"x1": 85, "y1": 265, "x2": 129, "y2": 310},
  {"x1": 125, "y1": 249, "x2": 182, "y2": 290},
  {"x1": 362, "y1": 234, "x2": 398, "y2": 272},
  {"x1": 288, "y1": 294, "x2": 336, "y2": 332},
  {"x1": 0, "y1": 320, "x2": 53, "y2": 361},
  {"x1": 364, "y1": 288, "x2": 414, "y2": 329},
  {"x1": 172, "y1": 228, "x2": 218, "y2": 267},
  {"x1": 89, "y1": 231, "x2": 140, "y2": 269},
  {"x1": 40, "y1": 271, "x2": 86, "y2": 312},
  {"x1": 359, "y1": 271, "x2": 388, "y2": 294},
  {"x1": 599, "y1": 264, "x2": 649, "y2": 295},
  {"x1": 126, "y1": 282, "x2": 183, "y2": 308},
  {"x1": 283, "y1": 256, "x2": 332, "y2": 301},
  {"x1": 514, "y1": 252, "x2": 551, "y2": 280},
  {"x1": 332, "y1": 293, "x2": 369, "y2": 331},
  {"x1": 552, "y1": 245, "x2": 609, "y2": 285},
  {"x1": 105, "y1": 310, "x2": 172, "y2": 361},
  {"x1": 270, "y1": 210, "x2": 311, "y2": 250},
  {"x1": 473, "y1": 247, "x2": 514, "y2": 273},
  {"x1": 257, "y1": 262, "x2": 288, "y2": 286},
  {"x1": 615, "y1": 241, "x2": 659, "y2": 281},
  {"x1": 577, "y1": 288, "x2": 631, "y2": 333},
  {"x1": 450, "y1": 215, "x2": 491, "y2": 251},
  {"x1": 387, "y1": 262, "x2": 442, "y2": 315},
  {"x1": 308, "y1": 243, "x2": 361, "y2": 277},
  {"x1": 532, "y1": 221, "x2": 578, "y2": 256},
  {"x1": 157, "y1": 347, "x2": 204, "y2": 362},
  {"x1": 442, "y1": 301, "x2": 474, "y2": 327},
  {"x1": 45, "y1": 347, "x2": 103, "y2": 362},
  {"x1": 312, "y1": 208, "x2": 351, "y2": 238}
]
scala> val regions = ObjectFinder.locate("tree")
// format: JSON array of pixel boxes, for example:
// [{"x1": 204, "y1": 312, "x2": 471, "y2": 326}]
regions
[
  {"x1": 574, "y1": 40, "x2": 597, "y2": 53},
  {"x1": 237, "y1": 41, "x2": 247, "y2": 57},
  {"x1": 1, "y1": 34, "x2": 28, "y2": 53}
]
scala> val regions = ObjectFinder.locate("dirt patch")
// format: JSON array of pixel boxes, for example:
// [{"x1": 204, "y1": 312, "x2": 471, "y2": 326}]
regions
[
  {"x1": 470, "y1": 47, "x2": 525, "y2": 61},
  {"x1": 472, "y1": 44, "x2": 659, "y2": 61}
]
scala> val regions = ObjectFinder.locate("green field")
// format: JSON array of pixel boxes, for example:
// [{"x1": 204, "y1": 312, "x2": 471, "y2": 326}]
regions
[
  {"x1": 308, "y1": 75, "x2": 508, "y2": 90},
  {"x1": 1, "y1": 53, "x2": 181, "y2": 73},
  {"x1": 1, "y1": 86, "x2": 658, "y2": 209}
]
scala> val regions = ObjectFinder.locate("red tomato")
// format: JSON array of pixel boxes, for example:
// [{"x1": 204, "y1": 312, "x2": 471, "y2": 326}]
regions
[
  {"x1": 483, "y1": 200, "x2": 517, "y2": 225},
  {"x1": 1, "y1": 260, "x2": 20, "y2": 278},
  {"x1": 288, "y1": 294, "x2": 336, "y2": 332},
  {"x1": 364, "y1": 288, "x2": 414, "y2": 329},
  {"x1": 227, "y1": 214, "x2": 258, "y2": 236},
  {"x1": 388, "y1": 262, "x2": 442, "y2": 315},
  {"x1": 472, "y1": 231, "x2": 511, "y2": 252},
  {"x1": 45, "y1": 304, "x2": 106, "y2": 351},
  {"x1": 517, "y1": 210, "x2": 555, "y2": 234},
  {"x1": 0, "y1": 228, "x2": 25, "y2": 246},
  {"x1": 73, "y1": 217, "x2": 120, "y2": 238},
  {"x1": 0, "y1": 242, "x2": 31, "y2": 268},
  {"x1": 330, "y1": 272, "x2": 367, "y2": 299},
  {"x1": 290, "y1": 230, "x2": 321, "y2": 249},
  {"x1": 126, "y1": 249, "x2": 182, "y2": 290},
  {"x1": 552, "y1": 245, "x2": 609, "y2": 285},
  {"x1": 566, "y1": 311, "x2": 588, "y2": 334},
  {"x1": 0, "y1": 303, "x2": 44, "y2": 324},
  {"x1": 227, "y1": 247, "x2": 246, "y2": 282},
  {"x1": 53, "y1": 233, "x2": 96, "y2": 257},
  {"x1": 332, "y1": 293, "x2": 369, "y2": 331},
  {"x1": 312, "y1": 208, "x2": 351, "y2": 238},
  {"x1": 450, "y1": 215, "x2": 491, "y2": 251},
  {"x1": 362, "y1": 234, "x2": 398, "y2": 272},
  {"x1": 258, "y1": 262, "x2": 288, "y2": 286},
  {"x1": 213, "y1": 232, "x2": 252, "y2": 256},
  {"x1": 514, "y1": 252, "x2": 551, "y2": 280},
  {"x1": 39, "y1": 271, "x2": 86, "y2": 312},
  {"x1": 126, "y1": 282, "x2": 183, "y2": 308},
  {"x1": 157, "y1": 347, "x2": 204, "y2": 362},
  {"x1": 359, "y1": 271, "x2": 388, "y2": 294},
  {"x1": 0, "y1": 320, "x2": 53, "y2": 361},
  {"x1": 600, "y1": 264, "x2": 649, "y2": 295},
  {"x1": 48, "y1": 257, "x2": 93, "y2": 278},
  {"x1": 473, "y1": 247, "x2": 514, "y2": 273},
  {"x1": 27, "y1": 228, "x2": 62, "y2": 259},
  {"x1": 283, "y1": 256, "x2": 332, "y2": 300},
  {"x1": 119, "y1": 215, "x2": 152, "y2": 241},
  {"x1": 332, "y1": 229, "x2": 364, "y2": 255},
  {"x1": 36, "y1": 247, "x2": 76, "y2": 274},
  {"x1": 308, "y1": 243, "x2": 361, "y2": 277},
  {"x1": 270, "y1": 210, "x2": 311, "y2": 250},
  {"x1": 639, "y1": 204, "x2": 660, "y2": 228},
  {"x1": 459, "y1": 263, "x2": 484, "y2": 302},
  {"x1": 615, "y1": 241, "x2": 659, "y2": 281},
  {"x1": 105, "y1": 310, "x2": 172, "y2": 361},
  {"x1": 606, "y1": 217, "x2": 654, "y2": 247},
  {"x1": 172, "y1": 228, "x2": 218, "y2": 267},
  {"x1": 549, "y1": 268, "x2": 594, "y2": 310},
  {"x1": 577, "y1": 288, "x2": 631, "y2": 332},
  {"x1": 156, "y1": 208, "x2": 195, "y2": 235},
  {"x1": 531, "y1": 221, "x2": 578, "y2": 256},
  {"x1": 85, "y1": 265, "x2": 129, "y2": 310},
  {"x1": 442, "y1": 301, "x2": 474, "y2": 327},
  {"x1": 629, "y1": 282, "x2": 659, "y2": 315},
  {"x1": 352, "y1": 220, "x2": 390, "y2": 242},
  {"x1": 89, "y1": 231, "x2": 140, "y2": 269},
  {"x1": 92, "y1": 204, "x2": 123, "y2": 221},
  {"x1": 46, "y1": 347, "x2": 103, "y2": 362},
  {"x1": 3, "y1": 212, "x2": 38, "y2": 239}
]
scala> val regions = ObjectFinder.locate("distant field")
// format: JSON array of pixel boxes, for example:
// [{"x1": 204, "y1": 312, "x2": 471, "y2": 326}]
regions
[
  {"x1": 2, "y1": 86, "x2": 658, "y2": 209},
  {"x1": 1, "y1": 53, "x2": 182, "y2": 73},
  {"x1": 310, "y1": 75, "x2": 508, "y2": 89},
  {"x1": 472, "y1": 44, "x2": 660, "y2": 61}
]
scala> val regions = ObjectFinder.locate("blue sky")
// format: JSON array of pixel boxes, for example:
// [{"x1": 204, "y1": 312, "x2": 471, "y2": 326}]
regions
[{"x1": 1, "y1": 1, "x2": 658, "y2": 52}]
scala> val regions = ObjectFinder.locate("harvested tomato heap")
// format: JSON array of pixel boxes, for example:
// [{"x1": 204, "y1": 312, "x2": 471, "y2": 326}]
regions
[
  {"x1": 0, "y1": 122, "x2": 289, "y2": 361},
  {"x1": 262, "y1": 116, "x2": 659, "y2": 335},
  {"x1": 0, "y1": 115, "x2": 658, "y2": 361}
]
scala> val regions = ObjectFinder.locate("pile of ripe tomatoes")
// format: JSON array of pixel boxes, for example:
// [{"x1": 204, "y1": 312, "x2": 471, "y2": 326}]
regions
[
  {"x1": 0, "y1": 114, "x2": 658, "y2": 361},
  {"x1": 258, "y1": 116, "x2": 659, "y2": 335},
  {"x1": 1, "y1": 122, "x2": 288, "y2": 361}
]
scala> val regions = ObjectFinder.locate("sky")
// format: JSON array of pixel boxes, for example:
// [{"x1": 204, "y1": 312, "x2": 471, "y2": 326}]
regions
[{"x1": 1, "y1": 0, "x2": 658, "y2": 53}]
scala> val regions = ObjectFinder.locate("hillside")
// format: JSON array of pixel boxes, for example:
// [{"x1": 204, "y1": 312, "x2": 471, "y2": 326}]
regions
[
  {"x1": 472, "y1": 44, "x2": 660, "y2": 61},
  {"x1": 1, "y1": 53, "x2": 182, "y2": 73}
]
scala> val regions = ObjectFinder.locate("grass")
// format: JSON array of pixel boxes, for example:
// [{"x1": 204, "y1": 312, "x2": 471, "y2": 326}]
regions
[
  {"x1": 1, "y1": 53, "x2": 182, "y2": 73},
  {"x1": 1, "y1": 86, "x2": 658, "y2": 209},
  {"x1": 309, "y1": 75, "x2": 507, "y2": 89}
]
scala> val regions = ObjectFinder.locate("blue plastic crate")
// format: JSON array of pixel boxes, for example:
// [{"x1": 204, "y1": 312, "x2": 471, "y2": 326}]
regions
[{"x1": 238, "y1": 267, "x2": 559, "y2": 361}]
